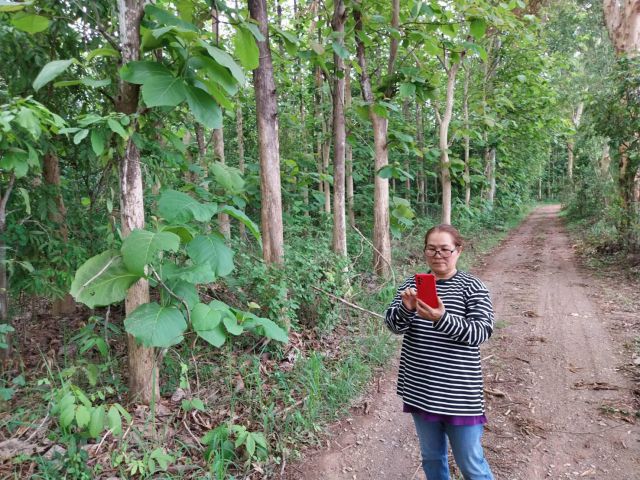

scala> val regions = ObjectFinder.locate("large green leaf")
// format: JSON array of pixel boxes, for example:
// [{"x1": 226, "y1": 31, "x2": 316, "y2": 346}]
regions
[
  {"x1": 33, "y1": 59, "x2": 75, "y2": 91},
  {"x1": 121, "y1": 229, "x2": 180, "y2": 276},
  {"x1": 469, "y1": 18, "x2": 487, "y2": 40},
  {"x1": 191, "y1": 55, "x2": 238, "y2": 95},
  {"x1": 162, "y1": 262, "x2": 217, "y2": 284},
  {"x1": 234, "y1": 25, "x2": 259, "y2": 70},
  {"x1": 0, "y1": 149, "x2": 29, "y2": 178},
  {"x1": 142, "y1": 74, "x2": 186, "y2": 107},
  {"x1": 124, "y1": 303, "x2": 187, "y2": 347},
  {"x1": 210, "y1": 162, "x2": 244, "y2": 194},
  {"x1": 186, "y1": 234, "x2": 234, "y2": 277},
  {"x1": 191, "y1": 302, "x2": 226, "y2": 347},
  {"x1": 144, "y1": 4, "x2": 198, "y2": 32},
  {"x1": 70, "y1": 251, "x2": 140, "y2": 308},
  {"x1": 11, "y1": 12, "x2": 49, "y2": 33},
  {"x1": 157, "y1": 189, "x2": 217, "y2": 223},
  {"x1": 241, "y1": 313, "x2": 288, "y2": 343},
  {"x1": 198, "y1": 39, "x2": 245, "y2": 85},
  {"x1": 119, "y1": 61, "x2": 171, "y2": 85},
  {"x1": 0, "y1": 1, "x2": 31, "y2": 12},
  {"x1": 185, "y1": 85, "x2": 222, "y2": 129},
  {"x1": 218, "y1": 205, "x2": 261, "y2": 243},
  {"x1": 162, "y1": 279, "x2": 199, "y2": 310},
  {"x1": 88, "y1": 406, "x2": 105, "y2": 438}
]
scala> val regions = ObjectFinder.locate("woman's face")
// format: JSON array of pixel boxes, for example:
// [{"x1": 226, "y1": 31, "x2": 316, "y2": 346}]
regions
[{"x1": 425, "y1": 231, "x2": 461, "y2": 279}]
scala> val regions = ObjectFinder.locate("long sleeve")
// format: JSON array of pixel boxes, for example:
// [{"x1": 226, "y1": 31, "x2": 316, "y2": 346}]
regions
[
  {"x1": 432, "y1": 280, "x2": 494, "y2": 346},
  {"x1": 385, "y1": 277, "x2": 416, "y2": 334}
]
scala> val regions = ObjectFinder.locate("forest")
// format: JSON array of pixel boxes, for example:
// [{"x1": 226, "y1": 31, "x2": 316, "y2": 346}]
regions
[{"x1": 0, "y1": 0, "x2": 639, "y2": 478}]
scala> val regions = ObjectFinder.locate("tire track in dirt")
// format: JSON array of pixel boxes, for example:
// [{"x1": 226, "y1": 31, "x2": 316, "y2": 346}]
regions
[{"x1": 290, "y1": 205, "x2": 639, "y2": 480}]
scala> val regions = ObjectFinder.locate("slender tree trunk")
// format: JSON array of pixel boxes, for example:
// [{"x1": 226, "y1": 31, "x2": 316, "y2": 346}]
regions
[
  {"x1": 462, "y1": 67, "x2": 471, "y2": 207},
  {"x1": 249, "y1": 0, "x2": 285, "y2": 265},
  {"x1": 116, "y1": 0, "x2": 157, "y2": 405},
  {"x1": 236, "y1": 103, "x2": 246, "y2": 238},
  {"x1": 0, "y1": 174, "x2": 15, "y2": 359},
  {"x1": 354, "y1": 3, "x2": 392, "y2": 277},
  {"x1": 487, "y1": 147, "x2": 496, "y2": 205},
  {"x1": 416, "y1": 103, "x2": 426, "y2": 213},
  {"x1": 345, "y1": 64, "x2": 355, "y2": 227},
  {"x1": 331, "y1": 0, "x2": 347, "y2": 256},
  {"x1": 210, "y1": 5, "x2": 230, "y2": 239},
  {"x1": 438, "y1": 60, "x2": 461, "y2": 225},
  {"x1": 43, "y1": 153, "x2": 75, "y2": 314},
  {"x1": 402, "y1": 100, "x2": 411, "y2": 191},
  {"x1": 567, "y1": 102, "x2": 584, "y2": 181},
  {"x1": 212, "y1": 128, "x2": 230, "y2": 238},
  {"x1": 313, "y1": 66, "x2": 324, "y2": 199}
]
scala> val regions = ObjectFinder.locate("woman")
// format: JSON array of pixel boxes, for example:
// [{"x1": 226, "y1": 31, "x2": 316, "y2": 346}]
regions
[{"x1": 385, "y1": 224, "x2": 495, "y2": 480}]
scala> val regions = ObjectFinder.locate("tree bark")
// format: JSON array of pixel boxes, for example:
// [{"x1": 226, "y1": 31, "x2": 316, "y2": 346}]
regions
[
  {"x1": 211, "y1": 5, "x2": 230, "y2": 239},
  {"x1": 236, "y1": 103, "x2": 246, "y2": 238},
  {"x1": 0, "y1": 174, "x2": 15, "y2": 358},
  {"x1": 354, "y1": 0, "x2": 393, "y2": 277},
  {"x1": 604, "y1": 0, "x2": 640, "y2": 56},
  {"x1": 416, "y1": 103, "x2": 426, "y2": 213},
  {"x1": 43, "y1": 153, "x2": 75, "y2": 314},
  {"x1": 486, "y1": 147, "x2": 497, "y2": 206},
  {"x1": 116, "y1": 0, "x2": 157, "y2": 405},
  {"x1": 462, "y1": 66, "x2": 471, "y2": 207},
  {"x1": 331, "y1": 0, "x2": 347, "y2": 256},
  {"x1": 438, "y1": 61, "x2": 461, "y2": 225},
  {"x1": 249, "y1": 0, "x2": 285, "y2": 265},
  {"x1": 345, "y1": 63, "x2": 355, "y2": 227},
  {"x1": 567, "y1": 102, "x2": 584, "y2": 181}
]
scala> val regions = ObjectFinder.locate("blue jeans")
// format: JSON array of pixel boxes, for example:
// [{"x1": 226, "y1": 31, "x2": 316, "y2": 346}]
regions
[{"x1": 411, "y1": 414, "x2": 494, "y2": 480}]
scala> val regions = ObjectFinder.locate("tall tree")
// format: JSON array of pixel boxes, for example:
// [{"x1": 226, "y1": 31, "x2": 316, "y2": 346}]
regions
[
  {"x1": 248, "y1": 0, "x2": 285, "y2": 264},
  {"x1": 353, "y1": 0, "x2": 399, "y2": 277},
  {"x1": 331, "y1": 0, "x2": 347, "y2": 256},
  {"x1": 115, "y1": 0, "x2": 157, "y2": 404}
]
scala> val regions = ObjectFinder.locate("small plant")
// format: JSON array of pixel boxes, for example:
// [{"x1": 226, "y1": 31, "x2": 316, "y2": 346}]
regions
[
  {"x1": 201, "y1": 422, "x2": 268, "y2": 478},
  {"x1": 51, "y1": 383, "x2": 131, "y2": 438}
]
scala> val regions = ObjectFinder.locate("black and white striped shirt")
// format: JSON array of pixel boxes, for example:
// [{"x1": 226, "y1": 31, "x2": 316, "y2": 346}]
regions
[{"x1": 385, "y1": 271, "x2": 494, "y2": 416}]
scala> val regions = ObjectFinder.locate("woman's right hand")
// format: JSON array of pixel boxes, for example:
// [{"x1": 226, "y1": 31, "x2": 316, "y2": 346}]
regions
[{"x1": 401, "y1": 287, "x2": 418, "y2": 311}]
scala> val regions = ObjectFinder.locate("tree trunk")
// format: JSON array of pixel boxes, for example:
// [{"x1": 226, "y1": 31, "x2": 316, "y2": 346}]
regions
[
  {"x1": 331, "y1": 0, "x2": 347, "y2": 256},
  {"x1": 43, "y1": 153, "x2": 75, "y2": 314},
  {"x1": 249, "y1": 0, "x2": 285, "y2": 265},
  {"x1": 462, "y1": 67, "x2": 471, "y2": 207},
  {"x1": 402, "y1": 99, "x2": 411, "y2": 191},
  {"x1": 438, "y1": 61, "x2": 461, "y2": 225},
  {"x1": 345, "y1": 63, "x2": 355, "y2": 227},
  {"x1": 212, "y1": 128, "x2": 231, "y2": 239},
  {"x1": 603, "y1": 0, "x2": 640, "y2": 56},
  {"x1": 0, "y1": 174, "x2": 15, "y2": 358},
  {"x1": 567, "y1": 102, "x2": 584, "y2": 181},
  {"x1": 354, "y1": 2, "x2": 392, "y2": 277},
  {"x1": 236, "y1": 103, "x2": 246, "y2": 238},
  {"x1": 313, "y1": 66, "x2": 325, "y2": 201},
  {"x1": 211, "y1": 5, "x2": 230, "y2": 239},
  {"x1": 116, "y1": 0, "x2": 157, "y2": 405},
  {"x1": 486, "y1": 147, "x2": 497, "y2": 206},
  {"x1": 416, "y1": 103, "x2": 426, "y2": 213}
]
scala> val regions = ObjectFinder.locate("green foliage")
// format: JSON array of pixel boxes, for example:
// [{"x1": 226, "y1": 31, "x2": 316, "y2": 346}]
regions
[{"x1": 70, "y1": 189, "x2": 287, "y2": 351}]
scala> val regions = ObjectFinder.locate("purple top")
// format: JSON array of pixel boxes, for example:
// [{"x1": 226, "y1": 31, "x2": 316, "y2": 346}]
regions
[{"x1": 404, "y1": 403, "x2": 487, "y2": 426}]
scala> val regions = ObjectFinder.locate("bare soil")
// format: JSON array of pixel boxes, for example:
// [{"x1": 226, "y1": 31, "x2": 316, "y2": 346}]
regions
[{"x1": 291, "y1": 205, "x2": 640, "y2": 480}]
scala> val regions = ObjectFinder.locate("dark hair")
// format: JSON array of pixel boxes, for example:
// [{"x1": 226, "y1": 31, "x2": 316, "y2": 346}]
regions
[{"x1": 424, "y1": 224, "x2": 465, "y2": 249}]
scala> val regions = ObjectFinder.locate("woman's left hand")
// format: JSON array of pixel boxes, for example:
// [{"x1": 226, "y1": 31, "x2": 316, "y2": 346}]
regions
[{"x1": 416, "y1": 296, "x2": 445, "y2": 323}]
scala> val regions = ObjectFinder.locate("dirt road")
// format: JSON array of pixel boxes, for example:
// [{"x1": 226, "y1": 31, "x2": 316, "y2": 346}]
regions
[{"x1": 293, "y1": 205, "x2": 640, "y2": 479}]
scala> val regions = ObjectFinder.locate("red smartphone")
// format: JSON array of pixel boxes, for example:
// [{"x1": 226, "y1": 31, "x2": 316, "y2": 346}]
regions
[{"x1": 415, "y1": 273, "x2": 438, "y2": 308}]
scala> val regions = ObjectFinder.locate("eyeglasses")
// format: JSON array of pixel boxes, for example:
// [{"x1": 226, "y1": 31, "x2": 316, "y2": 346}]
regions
[{"x1": 425, "y1": 247, "x2": 457, "y2": 258}]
